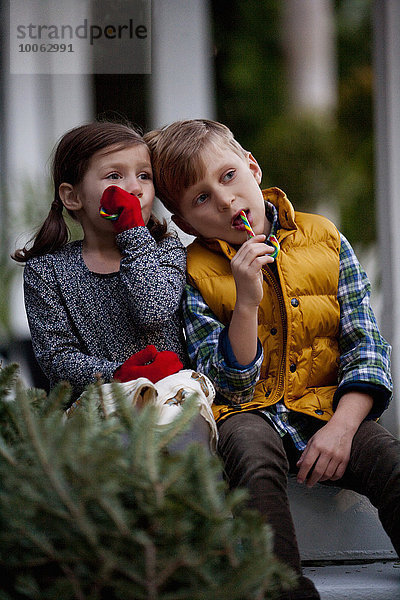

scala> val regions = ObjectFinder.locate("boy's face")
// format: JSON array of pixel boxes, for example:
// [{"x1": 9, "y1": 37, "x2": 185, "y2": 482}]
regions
[{"x1": 172, "y1": 145, "x2": 270, "y2": 244}]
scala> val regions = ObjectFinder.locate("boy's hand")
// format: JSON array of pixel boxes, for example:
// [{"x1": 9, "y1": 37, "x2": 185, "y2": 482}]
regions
[
  {"x1": 100, "y1": 185, "x2": 145, "y2": 233},
  {"x1": 296, "y1": 391, "x2": 374, "y2": 487},
  {"x1": 228, "y1": 235, "x2": 275, "y2": 365},
  {"x1": 230, "y1": 235, "x2": 275, "y2": 308},
  {"x1": 296, "y1": 419, "x2": 354, "y2": 488}
]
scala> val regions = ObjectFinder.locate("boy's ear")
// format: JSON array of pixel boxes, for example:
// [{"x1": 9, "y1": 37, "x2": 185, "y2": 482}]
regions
[
  {"x1": 247, "y1": 153, "x2": 262, "y2": 185},
  {"x1": 59, "y1": 183, "x2": 82, "y2": 212},
  {"x1": 171, "y1": 214, "x2": 199, "y2": 237}
]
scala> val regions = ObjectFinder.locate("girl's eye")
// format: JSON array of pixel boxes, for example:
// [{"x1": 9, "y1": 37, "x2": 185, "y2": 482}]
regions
[
  {"x1": 106, "y1": 172, "x2": 121, "y2": 180},
  {"x1": 195, "y1": 193, "x2": 208, "y2": 206},
  {"x1": 222, "y1": 169, "x2": 235, "y2": 182},
  {"x1": 138, "y1": 172, "x2": 152, "y2": 180}
]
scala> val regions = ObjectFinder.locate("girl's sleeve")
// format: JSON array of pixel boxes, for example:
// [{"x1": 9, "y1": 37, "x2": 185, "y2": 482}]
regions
[
  {"x1": 116, "y1": 228, "x2": 187, "y2": 329},
  {"x1": 24, "y1": 261, "x2": 120, "y2": 399},
  {"x1": 183, "y1": 283, "x2": 263, "y2": 405}
]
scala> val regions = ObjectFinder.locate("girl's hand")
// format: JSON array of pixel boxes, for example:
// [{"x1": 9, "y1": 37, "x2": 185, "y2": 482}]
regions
[
  {"x1": 114, "y1": 345, "x2": 183, "y2": 383},
  {"x1": 230, "y1": 235, "x2": 275, "y2": 308},
  {"x1": 100, "y1": 185, "x2": 145, "y2": 233}
]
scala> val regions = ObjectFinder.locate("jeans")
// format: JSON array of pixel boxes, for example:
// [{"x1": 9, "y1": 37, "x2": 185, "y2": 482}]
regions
[{"x1": 217, "y1": 412, "x2": 400, "y2": 599}]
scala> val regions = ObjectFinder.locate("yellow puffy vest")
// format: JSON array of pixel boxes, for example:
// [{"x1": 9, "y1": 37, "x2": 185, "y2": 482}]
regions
[{"x1": 187, "y1": 188, "x2": 342, "y2": 423}]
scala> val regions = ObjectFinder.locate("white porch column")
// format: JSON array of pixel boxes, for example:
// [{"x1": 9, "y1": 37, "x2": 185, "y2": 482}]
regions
[
  {"x1": 5, "y1": 73, "x2": 94, "y2": 339},
  {"x1": 373, "y1": 0, "x2": 400, "y2": 436},
  {"x1": 149, "y1": 0, "x2": 215, "y2": 242},
  {"x1": 150, "y1": 0, "x2": 215, "y2": 128},
  {"x1": 281, "y1": 0, "x2": 337, "y2": 117},
  {"x1": 3, "y1": 0, "x2": 94, "y2": 340}
]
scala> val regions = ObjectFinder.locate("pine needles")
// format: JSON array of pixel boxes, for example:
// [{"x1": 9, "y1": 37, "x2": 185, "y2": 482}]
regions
[{"x1": 0, "y1": 364, "x2": 295, "y2": 599}]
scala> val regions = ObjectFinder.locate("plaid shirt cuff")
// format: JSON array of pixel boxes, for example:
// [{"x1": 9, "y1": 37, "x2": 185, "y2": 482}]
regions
[
  {"x1": 333, "y1": 381, "x2": 391, "y2": 419},
  {"x1": 183, "y1": 284, "x2": 262, "y2": 404},
  {"x1": 219, "y1": 326, "x2": 263, "y2": 370}
]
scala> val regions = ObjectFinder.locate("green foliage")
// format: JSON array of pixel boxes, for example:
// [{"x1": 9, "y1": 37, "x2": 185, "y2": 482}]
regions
[
  {"x1": 0, "y1": 252, "x2": 17, "y2": 340},
  {"x1": 334, "y1": 0, "x2": 375, "y2": 245},
  {"x1": 211, "y1": 0, "x2": 375, "y2": 246},
  {"x1": 0, "y1": 178, "x2": 82, "y2": 343},
  {"x1": 0, "y1": 365, "x2": 294, "y2": 599},
  {"x1": 211, "y1": 0, "x2": 284, "y2": 151},
  {"x1": 258, "y1": 115, "x2": 337, "y2": 210}
]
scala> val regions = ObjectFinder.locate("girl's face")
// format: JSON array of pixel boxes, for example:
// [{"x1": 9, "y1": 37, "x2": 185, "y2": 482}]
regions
[{"x1": 66, "y1": 144, "x2": 155, "y2": 234}]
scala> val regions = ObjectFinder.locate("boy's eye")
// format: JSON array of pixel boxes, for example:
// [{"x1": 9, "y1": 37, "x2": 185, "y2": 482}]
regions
[
  {"x1": 195, "y1": 193, "x2": 208, "y2": 206},
  {"x1": 222, "y1": 169, "x2": 235, "y2": 182},
  {"x1": 106, "y1": 172, "x2": 121, "y2": 180}
]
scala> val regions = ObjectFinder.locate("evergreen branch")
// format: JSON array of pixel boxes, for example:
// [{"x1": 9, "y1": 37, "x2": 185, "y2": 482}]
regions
[
  {"x1": 156, "y1": 459, "x2": 187, "y2": 491},
  {"x1": 155, "y1": 395, "x2": 200, "y2": 451},
  {"x1": 12, "y1": 523, "x2": 60, "y2": 564},
  {"x1": 40, "y1": 381, "x2": 72, "y2": 416},
  {"x1": 195, "y1": 448, "x2": 226, "y2": 512},
  {"x1": 0, "y1": 362, "x2": 19, "y2": 392},
  {"x1": 109, "y1": 530, "x2": 163, "y2": 592},
  {"x1": 105, "y1": 380, "x2": 137, "y2": 427},
  {"x1": 97, "y1": 497, "x2": 130, "y2": 536},
  {"x1": 153, "y1": 557, "x2": 186, "y2": 591},
  {"x1": 17, "y1": 380, "x2": 99, "y2": 549},
  {"x1": 0, "y1": 365, "x2": 28, "y2": 445},
  {"x1": 8, "y1": 521, "x2": 88, "y2": 599},
  {"x1": 0, "y1": 372, "x2": 294, "y2": 599},
  {"x1": 144, "y1": 540, "x2": 158, "y2": 600},
  {"x1": 96, "y1": 378, "x2": 109, "y2": 419},
  {"x1": 110, "y1": 556, "x2": 148, "y2": 589},
  {"x1": 0, "y1": 437, "x2": 16, "y2": 466},
  {"x1": 143, "y1": 410, "x2": 160, "y2": 488},
  {"x1": 58, "y1": 562, "x2": 86, "y2": 600}
]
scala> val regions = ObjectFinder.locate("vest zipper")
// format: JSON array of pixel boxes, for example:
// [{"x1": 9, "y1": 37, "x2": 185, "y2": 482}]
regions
[{"x1": 262, "y1": 265, "x2": 287, "y2": 403}]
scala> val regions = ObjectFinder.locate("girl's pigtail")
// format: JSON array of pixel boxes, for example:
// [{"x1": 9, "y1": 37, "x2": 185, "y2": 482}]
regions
[
  {"x1": 147, "y1": 214, "x2": 170, "y2": 242},
  {"x1": 12, "y1": 197, "x2": 70, "y2": 263}
]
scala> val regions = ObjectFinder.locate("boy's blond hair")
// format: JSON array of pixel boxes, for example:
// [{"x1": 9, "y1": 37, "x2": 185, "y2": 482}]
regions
[{"x1": 145, "y1": 119, "x2": 247, "y2": 215}]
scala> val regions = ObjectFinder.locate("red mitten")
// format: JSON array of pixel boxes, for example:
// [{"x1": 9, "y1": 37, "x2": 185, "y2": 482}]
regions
[
  {"x1": 148, "y1": 351, "x2": 184, "y2": 382},
  {"x1": 99, "y1": 185, "x2": 144, "y2": 233},
  {"x1": 114, "y1": 345, "x2": 183, "y2": 384}
]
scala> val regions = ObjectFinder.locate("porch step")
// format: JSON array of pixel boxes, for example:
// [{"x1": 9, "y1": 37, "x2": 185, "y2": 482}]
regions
[
  {"x1": 288, "y1": 475, "x2": 395, "y2": 562},
  {"x1": 303, "y1": 561, "x2": 400, "y2": 599},
  {"x1": 287, "y1": 475, "x2": 398, "y2": 597}
]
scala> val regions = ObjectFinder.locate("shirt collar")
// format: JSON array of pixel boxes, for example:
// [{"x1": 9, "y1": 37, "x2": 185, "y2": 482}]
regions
[{"x1": 265, "y1": 201, "x2": 280, "y2": 236}]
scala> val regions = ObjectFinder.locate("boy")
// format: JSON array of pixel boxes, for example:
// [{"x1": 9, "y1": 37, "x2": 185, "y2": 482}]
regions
[{"x1": 145, "y1": 120, "x2": 399, "y2": 600}]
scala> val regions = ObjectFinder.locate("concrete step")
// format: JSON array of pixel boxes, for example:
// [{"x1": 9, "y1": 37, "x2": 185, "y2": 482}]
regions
[
  {"x1": 303, "y1": 561, "x2": 400, "y2": 599},
  {"x1": 288, "y1": 475, "x2": 395, "y2": 562},
  {"x1": 287, "y1": 475, "x2": 399, "y2": 597}
]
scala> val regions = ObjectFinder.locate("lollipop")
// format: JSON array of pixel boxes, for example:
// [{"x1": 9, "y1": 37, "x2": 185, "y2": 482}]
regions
[
  {"x1": 239, "y1": 210, "x2": 280, "y2": 258},
  {"x1": 239, "y1": 211, "x2": 255, "y2": 238},
  {"x1": 267, "y1": 234, "x2": 280, "y2": 259},
  {"x1": 99, "y1": 207, "x2": 120, "y2": 221}
]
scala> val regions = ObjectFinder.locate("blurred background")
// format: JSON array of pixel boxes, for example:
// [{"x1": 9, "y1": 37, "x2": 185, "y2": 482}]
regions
[{"x1": 1, "y1": 0, "x2": 399, "y2": 436}]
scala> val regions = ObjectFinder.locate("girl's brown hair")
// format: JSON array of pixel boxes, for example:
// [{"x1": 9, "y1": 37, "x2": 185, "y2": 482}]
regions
[
  {"x1": 12, "y1": 120, "x2": 167, "y2": 262},
  {"x1": 145, "y1": 119, "x2": 247, "y2": 215}
]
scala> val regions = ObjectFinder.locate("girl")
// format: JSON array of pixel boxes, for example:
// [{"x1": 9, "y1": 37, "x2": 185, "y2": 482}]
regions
[{"x1": 12, "y1": 121, "x2": 189, "y2": 404}]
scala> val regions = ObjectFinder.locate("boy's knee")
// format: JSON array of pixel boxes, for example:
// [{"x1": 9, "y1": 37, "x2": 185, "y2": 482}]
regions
[
  {"x1": 352, "y1": 421, "x2": 400, "y2": 472},
  {"x1": 349, "y1": 420, "x2": 400, "y2": 507},
  {"x1": 218, "y1": 412, "x2": 288, "y2": 468}
]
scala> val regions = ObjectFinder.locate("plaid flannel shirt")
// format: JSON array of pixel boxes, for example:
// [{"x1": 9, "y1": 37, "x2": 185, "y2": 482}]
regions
[{"x1": 183, "y1": 203, "x2": 392, "y2": 450}]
